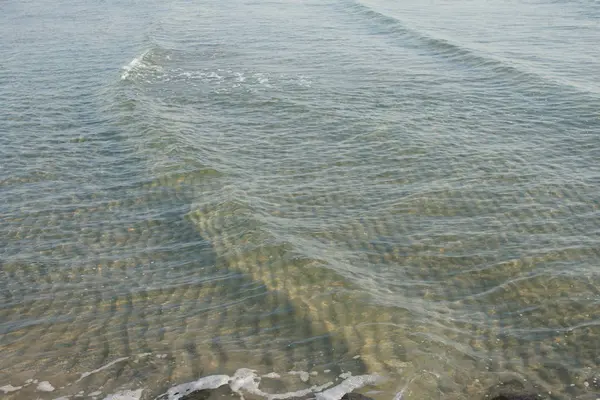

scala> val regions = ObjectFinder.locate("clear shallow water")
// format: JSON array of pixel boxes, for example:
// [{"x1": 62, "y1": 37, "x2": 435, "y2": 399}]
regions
[{"x1": 1, "y1": 0, "x2": 599, "y2": 399}]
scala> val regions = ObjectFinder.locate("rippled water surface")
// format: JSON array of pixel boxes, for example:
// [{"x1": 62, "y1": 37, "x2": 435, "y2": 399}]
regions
[{"x1": 1, "y1": 0, "x2": 599, "y2": 399}]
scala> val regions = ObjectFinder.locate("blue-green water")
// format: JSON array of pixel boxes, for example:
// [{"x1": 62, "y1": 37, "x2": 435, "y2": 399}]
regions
[{"x1": 1, "y1": 0, "x2": 599, "y2": 399}]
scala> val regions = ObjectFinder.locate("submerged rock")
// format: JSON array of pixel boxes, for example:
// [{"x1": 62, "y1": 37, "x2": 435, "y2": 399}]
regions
[
  {"x1": 178, "y1": 385, "x2": 236, "y2": 400},
  {"x1": 177, "y1": 388, "x2": 377, "y2": 400},
  {"x1": 484, "y1": 379, "x2": 548, "y2": 400},
  {"x1": 178, "y1": 389, "x2": 212, "y2": 400},
  {"x1": 341, "y1": 393, "x2": 375, "y2": 400}
]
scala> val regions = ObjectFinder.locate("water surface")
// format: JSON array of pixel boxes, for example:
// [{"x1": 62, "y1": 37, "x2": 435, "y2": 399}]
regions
[{"x1": 1, "y1": 0, "x2": 599, "y2": 399}]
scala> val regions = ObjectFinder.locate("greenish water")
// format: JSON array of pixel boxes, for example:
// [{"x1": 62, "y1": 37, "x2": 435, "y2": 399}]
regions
[{"x1": 1, "y1": 0, "x2": 599, "y2": 399}]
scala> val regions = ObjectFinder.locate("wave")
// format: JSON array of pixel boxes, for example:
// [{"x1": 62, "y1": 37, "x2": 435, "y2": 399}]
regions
[
  {"x1": 120, "y1": 46, "x2": 178, "y2": 81},
  {"x1": 121, "y1": 49, "x2": 160, "y2": 81},
  {"x1": 186, "y1": 200, "x2": 410, "y2": 375},
  {"x1": 108, "y1": 53, "x2": 415, "y2": 376},
  {"x1": 344, "y1": 0, "x2": 600, "y2": 97},
  {"x1": 119, "y1": 44, "x2": 312, "y2": 95}
]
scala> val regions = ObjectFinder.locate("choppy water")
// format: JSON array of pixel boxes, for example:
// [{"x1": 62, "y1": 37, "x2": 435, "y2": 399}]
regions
[{"x1": 1, "y1": 0, "x2": 599, "y2": 399}]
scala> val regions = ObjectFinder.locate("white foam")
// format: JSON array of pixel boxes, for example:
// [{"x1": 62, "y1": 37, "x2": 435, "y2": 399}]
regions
[
  {"x1": 77, "y1": 357, "x2": 129, "y2": 382},
  {"x1": 229, "y1": 369, "x2": 332, "y2": 400},
  {"x1": 162, "y1": 369, "x2": 382, "y2": 400},
  {"x1": 121, "y1": 53, "x2": 147, "y2": 80},
  {"x1": 37, "y1": 381, "x2": 56, "y2": 391},
  {"x1": 288, "y1": 371, "x2": 310, "y2": 383},
  {"x1": 89, "y1": 391, "x2": 103, "y2": 396},
  {"x1": 53, "y1": 397, "x2": 71, "y2": 400},
  {"x1": 267, "y1": 382, "x2": 333, "y2": 400},
  {"x1": 102, "y1": 389, "x2": 143, "y2": 400},
  {"x1": 261, "y1": 372, "x2": 281, "y2": 379},
  {"x1": 338, "y1": 372, "x2": 352, "y2": 380},
  {"x1": 120, "y1": 50, "x2": 165, "y2": 81},
  {"x1": 315, "y1": 375, "x2": 384, "y2": 400},
  {"x1": 229, "y1": 368, "x2": 263, "y2": 397},
  {"x1": 0, "y1": 384, "x2": 22, "y2": 393},
  {"x1": 167, "y1": 374, "x2": 230, "y2": 400},
  {"x1": 164, "y1": 369, "x2": 335, "y2": 400}
]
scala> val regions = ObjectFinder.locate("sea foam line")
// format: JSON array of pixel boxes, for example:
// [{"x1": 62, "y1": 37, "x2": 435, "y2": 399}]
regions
[
  {"x1": 76, "y1": 357, "x2": 130, "y2": 382},
  {"x1": 159, "y1": 369, "x2": 383, "y2": 400}
]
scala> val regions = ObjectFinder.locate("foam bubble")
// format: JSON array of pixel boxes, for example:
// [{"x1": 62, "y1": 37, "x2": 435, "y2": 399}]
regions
[
  {"x1": 160, "y1": 368, "x2": 387, "y2": 400},
  {"x1": 262, "y1": 373, "x2": 281, "y2": 379},
  {"x1": 339, "y1": 372, "x2": 352, "y2": 380},
  {"x1": 37, "y1": 381, "x2": 56, "y2": 392},
  {"x1": 163, "y1": 369, "x2": 335, "y2": 400},
  {"x1": 0, "y1": 384, "x2": 22, "y2": 393},
  {"x1": 167, "y1": 375, "x2": 230, "y2": 400},
  {"x1": 102, "y1": 389, "x2": 143, "y2": 400},
  {"x1": 229, "y1": 368, "x2": 262, "y2": 396},
  {"x1": 315, "y1": 375, "x2": 384, "y2": 400},
  {"x1": 121, "y1": 54, "x2": 145, "y2": 80},
  {"x1": 229, "y1": 369, "x2": 334, "y2": 400},
  {"x1": 267, "y1": 382, "x2": 333, "y2": 400},
  {"x1": 288, "y1": 371, "x2": 310, "y2": 383},
  {"x1": 120, "y1": 50, "x2": 164, "y2": 81},
  {"x1": 77, "y1": 357, "x2": 129, "y2": 382}
]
